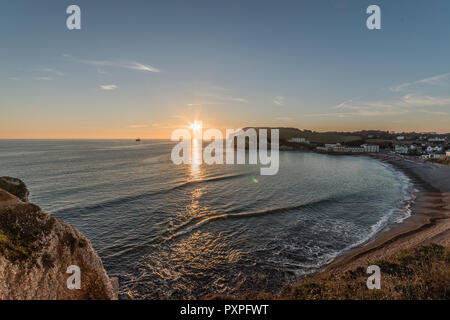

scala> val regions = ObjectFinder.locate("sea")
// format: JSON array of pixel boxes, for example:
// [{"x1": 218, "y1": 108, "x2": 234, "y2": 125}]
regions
[{"x1": 0, "y1": 139, "x2": 414, "y2": 299}]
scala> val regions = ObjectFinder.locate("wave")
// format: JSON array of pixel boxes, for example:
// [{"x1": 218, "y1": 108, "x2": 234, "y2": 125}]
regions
[
  {"x1": 0, "y1": 151, "x2": 45, "y2": 157},
  {"x1": 96, "y1": 141, "x2": 170, "y2": 150},
  {"x1": 172, "y1": 173, "x2": 252, "y2": 190},
  {"x1": 166, "y1": 195, "x2": 343, "y2": 240},
  {"x1": 318, "y1": 170, "x2": 416, "y2": 269},
  {"x1": 52, "y1": 173, "x2": 250, "y2": 216}
]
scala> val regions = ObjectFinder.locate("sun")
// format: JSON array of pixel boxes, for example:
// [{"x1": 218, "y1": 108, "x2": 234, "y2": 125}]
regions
[{"x1": 189, "y1": 120, "x2": 202, "y2": 132}]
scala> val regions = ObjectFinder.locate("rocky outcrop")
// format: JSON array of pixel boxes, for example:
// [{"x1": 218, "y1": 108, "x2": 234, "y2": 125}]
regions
[
  {"x1": 0, "y1": 177, "x2": 29, "y2": 202},
  {"x1": 0, "y1": 177, "x2": 118, "y2": 300}
]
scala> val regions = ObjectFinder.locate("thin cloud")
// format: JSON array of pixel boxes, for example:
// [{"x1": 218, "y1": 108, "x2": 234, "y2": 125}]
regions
[
  {"x1": 229, "y1": 97, "x2": 248, "y2": 103},
  {"x1": 390, "y1": 72, "x2": 450, "y2": 92},
  {"x1": 195, "y1": 86, "x2": 248, "y2": 104},
  {"x1": 399, "y1": 94, "x2": 450, "y2": 107},
  {"x1": 97, "y1": 68, "x2": 110, "y2": 75},
  {"x1": 127, "y1": 124, "x2": 148, "y2": 128},
  {"x1": 418, "y1": 109, "x2": 449, "y2": 116},
  {"x1": 63, "y1": 54, "x2": 160, "y2": 73},
  {"x1": 36, "y1": 67, "x2": 64, "y2": 76},
  {"x1": 100, "y1": 84, "x2": 119, "y2": 91},
  {"x1": 35, "y1": 76, "x2": 52, "y2": 81},
  {"x1": 273, "y1": 96, "x2": 284, "y2": 106},
  {"x1": 332, "y1": 98, "x2": 359, "y2": 109},
  {"x1": 328, "y1": 93, "x2": 450, "y2": 118}
]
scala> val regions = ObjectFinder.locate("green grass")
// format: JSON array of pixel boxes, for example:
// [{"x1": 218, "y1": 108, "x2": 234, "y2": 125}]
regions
[
  {"x1": 279, "y1": 244, "x2": 449, "y2": 300},
  {"x1": 206, "y1": 244, "x2": 449, "y2": 300},
  {"x1": 427, "y1": 158, "x2": 450, "y2": 166},
  {"x1": 242, "y1": 127, "x2": 362, "y2": 145}
]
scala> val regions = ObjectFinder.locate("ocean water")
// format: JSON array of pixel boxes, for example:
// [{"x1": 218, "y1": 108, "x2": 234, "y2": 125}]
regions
[{"x1": 0, "y1": 139, "x2": 413, "y2": 299}]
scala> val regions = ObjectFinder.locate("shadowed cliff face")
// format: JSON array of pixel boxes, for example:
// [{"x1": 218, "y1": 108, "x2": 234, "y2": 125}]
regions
[
  {"x1": 0, "y1": 177, "x2": 118, "y2": 300},
  {"x1": 0, "y1": 177, "x2": 29, "y2": 202}
]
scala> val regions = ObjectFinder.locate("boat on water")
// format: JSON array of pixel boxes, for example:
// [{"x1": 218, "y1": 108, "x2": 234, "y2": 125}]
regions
[{"x1": 136, "y1": 138, "x2": 141, "y2": 142}]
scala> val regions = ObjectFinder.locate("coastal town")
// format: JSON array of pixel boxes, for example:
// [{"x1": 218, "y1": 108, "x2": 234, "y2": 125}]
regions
[{"x1": 280, "y1": 129, "x2": 450, "y2": 165}]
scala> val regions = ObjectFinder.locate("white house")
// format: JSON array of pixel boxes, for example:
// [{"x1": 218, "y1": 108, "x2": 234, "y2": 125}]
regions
[
  {"x1": 396, "y1": 136, "x2": 405, "y2": 141},
  {"x1": 288, "y1": 137, "x2": 309, "y2": 144},
  {"x1": 316, "y1": 143, "x2": 364, "y2": 153},
  {"x1": 324, "y1": 143, "x2": 341, "y2": 148},
  {"x1": 361, "y1": 144, "x2": 380, "y2": 153},
  {"x1": 395, "y1": 145, "x2": 409, "y2": 154},
  {"x1": 426, "y1": 146, "x2": 443, "y2": 153},
  {"x1": 428, "y1": 137, "x2": 446, "y2": 142},
  {"x1": 432, "y1": 154, "x2": 446, "y2": 160}
]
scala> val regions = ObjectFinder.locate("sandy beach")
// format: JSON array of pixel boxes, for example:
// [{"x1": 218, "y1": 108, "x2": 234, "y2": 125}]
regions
[
  {"x1": 323, "y1": 154, "x2": 450, "y2": 274},
  {"x1": 208, "y1": 153, "x2": 450, "y2": 300}
]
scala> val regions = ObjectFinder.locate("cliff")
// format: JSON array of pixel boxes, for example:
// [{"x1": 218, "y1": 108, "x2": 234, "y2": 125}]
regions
[{"x1": 0, "y1": 177, "x2": 118, "y2": 300}]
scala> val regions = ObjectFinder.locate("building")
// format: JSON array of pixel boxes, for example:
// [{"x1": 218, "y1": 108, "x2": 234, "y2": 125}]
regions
[
  {"x1": 361, "y1": 144, "x2": 380, "y2": 153},
  {"x1": 428, "y1": 137, "x2": 446, "y2": 142},
  {"x1": 288, "y1": 137, "x2": 309, "y2": 144},
  {"x1": 446, "y1": 151, "x2": 450, "y2": 158},
  {"x1": 426, "y1": 146, "x2": 443, "y2": 153},
  {"x1": 324, "y1": 143, "x2": 341, "y2": 148},
  {"x1": 396, "y1": 136, "x2": 405, "y2": 141},
  {"x1": 432, "y1": 153, "x2": 446, "y2": 160},
  {"x1": 395, "y1": 145, "x2": 409, "y2": 154},
  {"x1": 316, "y1": 143, "x2": 365, "y2": 153},
  {"x1": 347, "y1": 147, "x2": 365, "y2": 153}
]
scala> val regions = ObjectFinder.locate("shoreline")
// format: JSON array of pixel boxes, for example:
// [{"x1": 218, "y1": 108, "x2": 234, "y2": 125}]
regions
[
  {"x1": 209, "y1": 152, "x2": 450, "y2": 299},
  {"x1": 319, "y1": 153, "x2": 449, "y2": 274}
]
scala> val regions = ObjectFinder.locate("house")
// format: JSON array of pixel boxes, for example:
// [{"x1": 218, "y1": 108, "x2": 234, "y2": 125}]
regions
[
  {"x1": 395, "y1": 145, "x2": 409, "y2": 154},
  {"x1": 446, "y1": 151, "x2": 450, "y2": 158},
  {"x1": 288, "y1": 137, "x2": 309, "y2": 144},
  {"x1": 428, "y1": 137, "x2": 446, "y2": 142},
  {"x1": 409, "y1": 144, "x2": 423, "y2": 153},
  {"x1": 426, "y1": 146, "x2": 443, "y2": 153},
  {"x1": 361, "y1": 144, "x2": 380, "y2": 153},
  {"x1": 432, "y1": 153, "x2": 446, "y2": 160},
  {"x1": 396, "y1": 136, "x2": 405, "y2": 141},
  {"x1": 324, "y1": 143, "x2": 341, "y2": 148},
  {"x1": 346, "y1": 147, "x2": 365, "y2": 153},
  {"x1": 316, "y1": 142, "x2": 379, "y2": 154}
]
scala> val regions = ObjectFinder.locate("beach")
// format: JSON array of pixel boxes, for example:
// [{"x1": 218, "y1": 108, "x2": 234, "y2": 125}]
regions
[
  {"x1": 2, "y1": 140, "x2": 420, "y2": 299},
  {"x1": 248, "y1": 153, "x2": 450, "y2": 300},
  {"x1": 321, "y1": 154, "x2": 450, "y2": 274},
  {"x1": 209, "y1": 153, "x2": 450, "y2": 299}
]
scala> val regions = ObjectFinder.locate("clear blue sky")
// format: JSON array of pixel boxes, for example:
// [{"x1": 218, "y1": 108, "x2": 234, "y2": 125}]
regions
[{"x1": 1, "y1": 0, "x2": 449, "y2": 138}]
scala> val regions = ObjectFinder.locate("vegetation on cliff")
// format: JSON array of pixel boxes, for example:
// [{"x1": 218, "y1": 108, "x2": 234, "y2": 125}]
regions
[
  {"x1": 280, "y1": 244, "x2": 449, "y2": 300},
  {"x1": 0, "y1": 176, "x2": 118, "y2": 300},
  {"x1": 207, "y1": 244, "x2": 449, "y2": 300}
]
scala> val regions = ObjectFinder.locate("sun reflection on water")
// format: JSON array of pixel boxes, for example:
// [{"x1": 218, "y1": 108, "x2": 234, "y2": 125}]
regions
[{"x1": 190, "y1": 138, "x2": 203, "y2": 180}]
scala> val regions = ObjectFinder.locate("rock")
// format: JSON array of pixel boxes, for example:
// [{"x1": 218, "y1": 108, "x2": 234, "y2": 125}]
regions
[
  {"x1": 0, "y1": 177, "x2": 118, "y2": 300},
  {"x1": 0, "y1": 176, "x2": 29, "y2": 202}
]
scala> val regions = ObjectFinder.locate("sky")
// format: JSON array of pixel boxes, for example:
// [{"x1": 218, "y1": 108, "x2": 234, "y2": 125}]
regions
[{"x1": 1, "y1": 0, "x2": 449, "y2": 138}]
